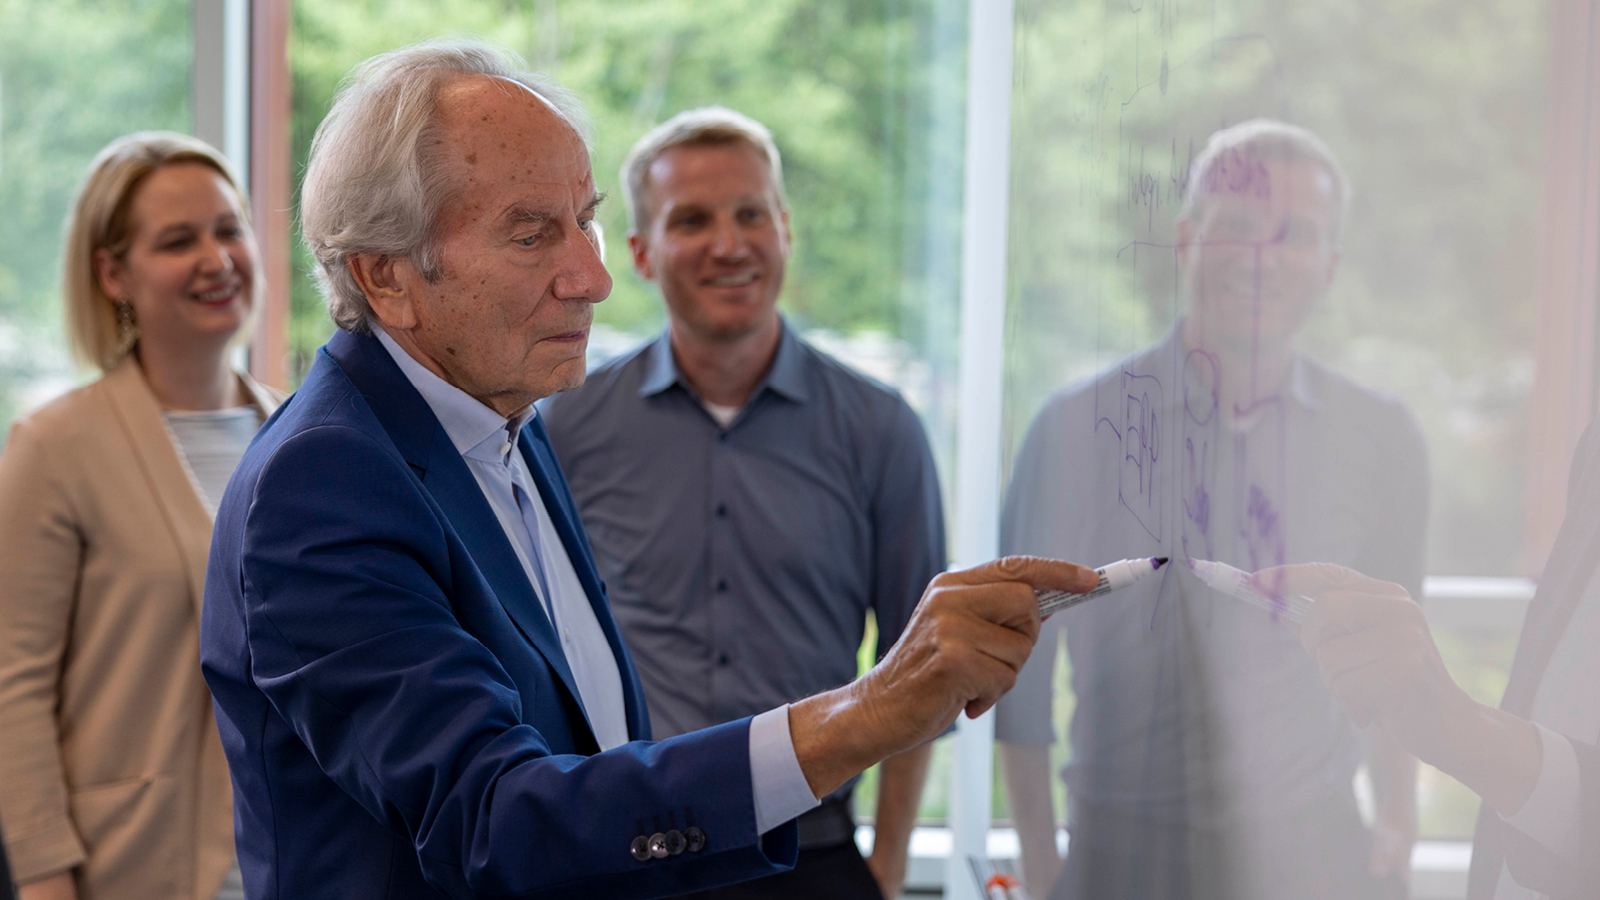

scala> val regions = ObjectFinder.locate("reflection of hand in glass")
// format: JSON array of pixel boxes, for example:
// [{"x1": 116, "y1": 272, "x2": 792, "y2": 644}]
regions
[{"x1": 1265, "y1": 563, "x2": 1543, "y2": 819}]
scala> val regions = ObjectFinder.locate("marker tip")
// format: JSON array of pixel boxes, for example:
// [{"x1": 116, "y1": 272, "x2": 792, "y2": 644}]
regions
[{"x1": 1153, "y1": 557, "x2": 1169, "y2": 570}]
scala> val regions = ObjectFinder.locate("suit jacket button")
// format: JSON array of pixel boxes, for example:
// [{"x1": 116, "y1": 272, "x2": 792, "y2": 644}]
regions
[
  {"x1": 648, "y1": 832, "x2": 669, "y2": 859},
  {"x1": 631, "y1": 835, "x2": 652, "y2": 861},
  {"x1": 664, "y1": 829, "x2": 687, "y2": 855},
  {"x1": 685, "y1": 825, "x2": 707, "y2": 852}
]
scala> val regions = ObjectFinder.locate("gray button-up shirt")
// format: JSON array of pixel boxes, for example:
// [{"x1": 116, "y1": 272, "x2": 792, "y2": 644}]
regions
[
  {"x1": 540, "y1": 323, "x2": 947, "y2": 746},
  {"x1": 994, "y1": 324, "x2": 1430, "y2": 828}
]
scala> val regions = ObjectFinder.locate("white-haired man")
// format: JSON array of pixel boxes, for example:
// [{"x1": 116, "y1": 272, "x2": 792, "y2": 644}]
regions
[
  {"x1": 540, "y1": 108, "x2": 942, "y2": 900},
  {"x1": 199, "y1": 39, "x2": 1091, "y2": 900},
  {"x1": 993, "y1": 120, "x2": 1428, "y2": 900}
]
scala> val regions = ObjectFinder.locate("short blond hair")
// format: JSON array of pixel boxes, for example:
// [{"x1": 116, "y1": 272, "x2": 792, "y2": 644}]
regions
[
  {"x1": 620, "y1": 106, "x2": 787, "y2": 235},
  {"x1": 63, "y1": 131, "x2": 253, "y2": 372}
]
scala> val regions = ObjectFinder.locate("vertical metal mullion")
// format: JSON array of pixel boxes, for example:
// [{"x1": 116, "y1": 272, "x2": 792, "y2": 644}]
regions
[
  {"x1": 193, "y1": 0, "x2": 251, "y2": 174},
  {"x1": 946, "y1": 0, "x2": 1016, "y2": 898}
]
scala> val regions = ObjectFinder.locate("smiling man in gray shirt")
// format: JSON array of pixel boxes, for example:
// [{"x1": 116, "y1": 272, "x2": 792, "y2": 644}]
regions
[{"x1": 541, "y1": 107, "x2": 945, "y2": 900}]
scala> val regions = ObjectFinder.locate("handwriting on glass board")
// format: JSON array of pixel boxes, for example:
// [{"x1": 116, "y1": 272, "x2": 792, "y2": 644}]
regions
[{"x1": 1120, "y1": 370, "x2": 1163, "y2": 542}]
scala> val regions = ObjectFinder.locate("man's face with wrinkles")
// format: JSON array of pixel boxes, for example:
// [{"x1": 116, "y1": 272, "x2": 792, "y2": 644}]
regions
[{"x1": 400, "y1": 75, "x2": 611, "y2": 409}]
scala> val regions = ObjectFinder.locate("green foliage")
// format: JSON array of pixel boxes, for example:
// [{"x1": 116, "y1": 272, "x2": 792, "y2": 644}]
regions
[
  {"x1": 0, "y1": 0, "x2": 191, "y2": 435},
  {"x1": 285, "y1": 0, "x2": 968, "y2": 385},
  {"x1": 1002, "y1": 0, "x2": 1544, "y2": 575}
]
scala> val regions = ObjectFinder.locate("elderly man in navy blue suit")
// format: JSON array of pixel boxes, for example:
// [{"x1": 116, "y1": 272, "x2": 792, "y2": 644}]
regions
[{"x1": 199, "y1": 38, "x2": 1092, "y2": 900}]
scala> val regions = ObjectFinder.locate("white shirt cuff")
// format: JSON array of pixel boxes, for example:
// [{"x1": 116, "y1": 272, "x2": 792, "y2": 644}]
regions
[
  {"x1": 749, "y1": 704, "x2": 821, "y2": 835},
  {"x1": 1506, "y1": 722, "x2": 1583, "y2": 865}
]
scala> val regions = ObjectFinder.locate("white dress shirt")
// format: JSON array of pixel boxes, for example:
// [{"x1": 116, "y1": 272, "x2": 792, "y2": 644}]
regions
[{"x1": 374, "y1": 329, "x2": 816, "y2": 830}]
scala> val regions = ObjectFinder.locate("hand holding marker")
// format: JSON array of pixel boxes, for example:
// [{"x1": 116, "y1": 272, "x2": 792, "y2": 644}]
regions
[
  {"x1": 1034, "y1": 556, "x2": 1168, "y2": 615},
  {"x1": 1188, "y1": 558, "x2": 1315, "y2": 627},
  {"x1": 1030, "y1": 555, "x2": 1315, "y2": 626}
]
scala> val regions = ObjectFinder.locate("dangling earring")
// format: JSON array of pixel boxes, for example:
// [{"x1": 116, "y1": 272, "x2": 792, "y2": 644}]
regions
[{"x1": 114, "y1": 302, "x2": 139, "y2": 358}]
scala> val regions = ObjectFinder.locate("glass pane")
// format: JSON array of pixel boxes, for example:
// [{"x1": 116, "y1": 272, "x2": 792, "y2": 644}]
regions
[
  {"x1": 289, "y1": 0, "x2": 967, "y2": 830},
  {"x1": 0, "y1": 0, "x2": 194, "y2": 437},
  {"x1": 996, "y1": 1, "x2": 1552, "y2": 896}
]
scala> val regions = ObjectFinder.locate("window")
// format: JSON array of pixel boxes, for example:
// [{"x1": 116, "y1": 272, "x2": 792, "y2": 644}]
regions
[
  {"x1": 0, "y1": 0, "x2": 194, "y2": 436},
  {"x1": 991, "y1": 4, "x2": 1572, "y2": 895}
]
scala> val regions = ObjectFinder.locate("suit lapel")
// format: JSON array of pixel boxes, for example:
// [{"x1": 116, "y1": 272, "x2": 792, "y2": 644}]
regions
[
  {"x1": 324, "y1": 330, "x2": 590, "y2": 726},
  {"x1": 101, "y1": 361, "x2": 283, "y2": 621},
  {"x1": 422, "y1": 427, "x2": 586, "y2": 711},
  {"x1": 100, "y1": 359, "x2": 214, "y2": 620},
  {"x1": 521, "y1": 416, "x2": 649, "y2": 738}
]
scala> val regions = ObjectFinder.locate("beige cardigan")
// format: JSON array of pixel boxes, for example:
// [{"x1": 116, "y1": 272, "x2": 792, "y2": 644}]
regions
[{"x1": 0, "y1": 357, "x2": 281, "y2": 898}]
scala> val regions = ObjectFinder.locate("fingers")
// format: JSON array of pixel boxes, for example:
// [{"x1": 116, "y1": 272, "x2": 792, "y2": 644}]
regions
[
  {"x1": 939, "y1": 555, "x2": 1100, "y2": 595},
  {"x1": 1300, "y1": 588, "x2": 1424, "y2": 653},
  {"x1": 1310, "y1": 626, "x2": 1415, "y2": 683},
  {"x1": 961, "y1": 644, "x2": 1025, "y2": 719},
  {"x1": 967, "y1": 614, "x2": 1040, "y2": 673},
  {"x1": 868, "y1": 557, "x2": 1096, "y2": 750},
  {"x1": 1255, "y1": 562, "x2": 1408, "y2": 603},
  {"x1": 1310, "y1": 627, "x2": 1424, "y2": 726},
  {"x1": 912, "y1": 602, "x2": 1037, "y2": 721},
  {"x1": 924, "y1": 578, "x2": 1043, "y2": 642}
]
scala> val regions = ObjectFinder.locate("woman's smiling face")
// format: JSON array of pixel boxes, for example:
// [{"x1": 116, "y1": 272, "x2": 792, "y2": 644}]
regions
[{"x1": 97, "y1": 162, "x2": 257, "y2": 356}]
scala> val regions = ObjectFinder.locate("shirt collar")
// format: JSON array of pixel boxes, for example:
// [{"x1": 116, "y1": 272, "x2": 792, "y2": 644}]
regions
[
  {"x1": 1165, "y1": 321, "x2": 1321, "y2": 413},
  {"x1": 637, "y1": 316, "x2": 809, "y2": 404},
  {"x1": 374, "y1": 326, "x2": 536, "y2": 461}
]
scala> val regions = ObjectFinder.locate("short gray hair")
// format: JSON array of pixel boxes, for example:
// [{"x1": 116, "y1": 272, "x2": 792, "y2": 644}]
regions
[
  {"x1": 301, "y1": 37, "x2": 593, "y2": 333},
  {"x1": 620, "y1": 106, "x2": 786, "y2": 235},
  {"x1": 1179, "y1": 119, "x2": 1351, "y2": 244}
]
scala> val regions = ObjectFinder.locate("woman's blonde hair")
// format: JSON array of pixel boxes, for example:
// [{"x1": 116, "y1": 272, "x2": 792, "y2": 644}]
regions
[{"x1": 63, "y1": 131, "x2": 254, "y2": 372}]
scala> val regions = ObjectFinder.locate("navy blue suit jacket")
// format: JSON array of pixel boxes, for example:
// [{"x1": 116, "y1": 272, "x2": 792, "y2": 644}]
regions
[{"x1": 201, "y1": 329, "x2": 797, "y2": 899}]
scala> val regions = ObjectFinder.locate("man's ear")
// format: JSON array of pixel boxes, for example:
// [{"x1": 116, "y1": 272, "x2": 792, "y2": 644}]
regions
[
  {"x1": 94, "y1": 247, "x2": 129, "y2": 302},
  {"x1": 1175, "y1": 217, "x2": 1197, "y2": 268},
  {"x1": 628, "y1": 232, "x2": 655, "y2": 281},
  {"x1": 347, "y1": 254, "x2": 419, "y2": 330}
]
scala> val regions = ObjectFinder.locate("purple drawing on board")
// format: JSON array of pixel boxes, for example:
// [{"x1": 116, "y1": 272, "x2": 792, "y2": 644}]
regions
[
  {"x1": 1182, "y1": 349, "x2": 1219, "y2": 561},
  {"x1": 1119, "y1": 369, "x2": 1163, "y2": 543}
]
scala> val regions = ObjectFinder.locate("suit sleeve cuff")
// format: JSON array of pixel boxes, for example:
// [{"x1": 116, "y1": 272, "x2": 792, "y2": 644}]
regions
[
  {"x1": 749, "y1": 705, "x2": 820, "y2": 835},
  {"x1": 1506, "y1": 723, "x2": 1583, "y2": 865}
]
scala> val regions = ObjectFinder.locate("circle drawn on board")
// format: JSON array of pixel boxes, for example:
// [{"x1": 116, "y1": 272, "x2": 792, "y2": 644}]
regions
[{"x1": 1184, "y1": 349, "x2": 1220, "y2": 426}]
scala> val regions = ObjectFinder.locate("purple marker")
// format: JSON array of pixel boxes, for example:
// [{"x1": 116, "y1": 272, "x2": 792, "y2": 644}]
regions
[{"x1": 1035, "y1": 557, "x2": 1169, "y2": 616}]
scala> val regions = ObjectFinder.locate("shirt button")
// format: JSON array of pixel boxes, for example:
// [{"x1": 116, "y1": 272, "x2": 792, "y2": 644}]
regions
[
  {"x1": 563, "y1": 628, "x2": 572, "y2": 643},
  {"x1": 715, "y1": 503, "x2": 728, "y2": 518},
  {"x1": 715, "y1": 578, "x2": 728, "y2": 592},
  {"x1": 630, "y1": 835, "x2": 652, "y2": 861},
  {"x1": 499, "y1": 441, "x2": 512, "y2": 457}
]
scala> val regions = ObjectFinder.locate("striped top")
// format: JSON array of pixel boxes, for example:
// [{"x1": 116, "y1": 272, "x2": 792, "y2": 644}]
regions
[{"x1": 162, "y1": 407, "x2": 263, "y2": 512}]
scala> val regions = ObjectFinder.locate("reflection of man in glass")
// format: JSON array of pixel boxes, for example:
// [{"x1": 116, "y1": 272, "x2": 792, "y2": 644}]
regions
[{"x1": 995, "y1": 120, "x2": 1429, "y2": 900}]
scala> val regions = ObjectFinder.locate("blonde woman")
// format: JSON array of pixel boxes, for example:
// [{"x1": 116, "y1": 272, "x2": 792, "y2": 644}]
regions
[{"x1": 0, "y1": 133, "x2": 281, "y2": 900}]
